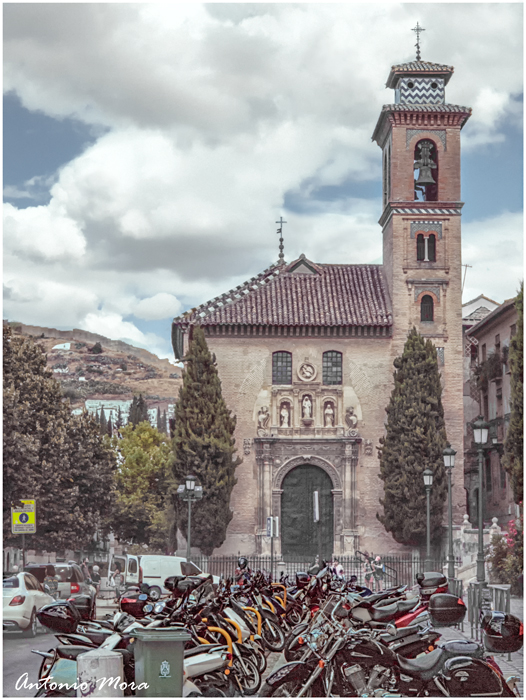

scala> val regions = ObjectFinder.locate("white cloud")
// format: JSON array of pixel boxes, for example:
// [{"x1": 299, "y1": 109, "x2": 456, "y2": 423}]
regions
[
  {"x1": 4, "y1": 202, "x2": 86, "y2": 261},
  {"x1": 462, "y1": 212, "x2": 524, "y2": 304},
  {"x1": 80, "y1": 311, "x2": 168, "y2": 358},
  {"x1": 133, "y1": 293, "x2": 183, "y2": 321}
]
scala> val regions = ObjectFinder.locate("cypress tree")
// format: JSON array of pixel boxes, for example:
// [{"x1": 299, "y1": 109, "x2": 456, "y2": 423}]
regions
[
  {"x1": 171, "y1": 326, "x2": 240, "y2": 555},
  {"x1": 100, "y1": 408, "x2": 107, "y2": 436},
  {"x1": 161, "y1": 410, "x2": 167, "y2": 435},
  {"x1": 503, "y1": 284, "x2": 523, "y2": 503},
  {"x1": 107, "y1": 414, "x2": 113, "y2": 437},
  {"x1": 156, "y1": 406, "x2": 162, "y2": 432},
  {"x1": 377, "y1": 328, "x2": 448, "y2": 546},
  {"x1": 116, "y1": 406, "x2": 123, "y2": 429}
]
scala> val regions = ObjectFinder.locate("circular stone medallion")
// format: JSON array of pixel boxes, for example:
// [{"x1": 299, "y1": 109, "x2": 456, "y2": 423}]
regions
[{"x1": 297, "y1": 362, "x2": 317, "y2": 382}]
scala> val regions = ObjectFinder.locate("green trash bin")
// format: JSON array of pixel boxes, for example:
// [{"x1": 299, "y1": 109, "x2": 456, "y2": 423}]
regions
[{"x1": 134, "y1": 627, "x2": 191, "y2": 697}]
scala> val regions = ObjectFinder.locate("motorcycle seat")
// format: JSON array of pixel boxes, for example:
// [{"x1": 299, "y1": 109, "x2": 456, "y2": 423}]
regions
[
  {"x1": 371, "y1": 602, "x2": 398, "y2": 621},
  {"x1": 184, "y1": 644, "x2": 226, "y2": 658},
  {"x1": 397, "y1": 647, "x2": 444, "y2": 680},
  {"x1": 397, "y1": 598, "x2": 417, "y2": 613},
  {"x1": 379, "y1": 624, "x2": 419, "y2": 642},
  {"x1": 56, "y1": 645, "x2": 94, "y2": 660}
]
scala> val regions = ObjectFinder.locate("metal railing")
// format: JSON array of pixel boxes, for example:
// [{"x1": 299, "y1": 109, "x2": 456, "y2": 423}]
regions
[{"x1": 192, "y1": 553, "x2": 447, "y2": 587}]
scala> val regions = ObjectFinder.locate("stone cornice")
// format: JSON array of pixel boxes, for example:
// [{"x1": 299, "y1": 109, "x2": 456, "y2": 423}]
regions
[{"x1": 379, "y1": 202, "x2": 464, "y2": 228}]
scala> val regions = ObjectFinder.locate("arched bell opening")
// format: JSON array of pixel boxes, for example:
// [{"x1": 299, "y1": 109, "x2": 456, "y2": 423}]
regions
[{"x1": 414, "y1": 139, "x2": 438, "y2": 202}]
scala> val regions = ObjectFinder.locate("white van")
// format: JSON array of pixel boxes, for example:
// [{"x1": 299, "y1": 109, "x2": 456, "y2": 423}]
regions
[{"x1": 109, "y1": 554, "x2": 214, "y2": 598}]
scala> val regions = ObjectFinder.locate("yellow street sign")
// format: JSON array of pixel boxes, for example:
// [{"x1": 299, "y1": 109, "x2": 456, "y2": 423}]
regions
[{"x1": 11, "y1": 500, "x2": 36, "y2": 534}]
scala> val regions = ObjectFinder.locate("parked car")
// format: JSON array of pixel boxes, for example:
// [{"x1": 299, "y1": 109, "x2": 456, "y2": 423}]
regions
[
  {"x1": 3, "y1": 572, "x2": 54, "y2": 636},
  {"x1": 109, "y1": 554, "x2": 219, "y2": 599},
  {"x1": 23, "y1": 563, "x2": 96, "y2": 619}
]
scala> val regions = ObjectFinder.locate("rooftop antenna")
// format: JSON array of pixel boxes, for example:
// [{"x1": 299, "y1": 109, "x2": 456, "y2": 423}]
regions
[
  {"x1": 462, "y1": 264, "x2": 472, "y2": 295},
  {"x1": 411, "y1": 22, "x2": 425, "y2": 61},
  {"x1": 276, "y1": 216, "x2": 287, "y2": 263}
]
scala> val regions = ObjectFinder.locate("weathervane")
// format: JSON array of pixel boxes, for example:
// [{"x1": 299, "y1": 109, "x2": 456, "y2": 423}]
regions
[
  {"x1": 411, "y1": 22, "x2": 425, "y2": 61},
  {"x1": 276, "y1": 216, "x2": 287, "y2": 263}
]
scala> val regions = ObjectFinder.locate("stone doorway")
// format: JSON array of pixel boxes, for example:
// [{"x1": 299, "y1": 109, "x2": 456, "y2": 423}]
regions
[{"x1": 281, "y1": 464, "x2": 334, "y2": 562}]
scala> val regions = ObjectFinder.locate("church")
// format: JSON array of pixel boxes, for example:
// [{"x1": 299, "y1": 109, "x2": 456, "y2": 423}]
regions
[{"x1": 172, "y1": 50, "x2": 471, "y2": 559}]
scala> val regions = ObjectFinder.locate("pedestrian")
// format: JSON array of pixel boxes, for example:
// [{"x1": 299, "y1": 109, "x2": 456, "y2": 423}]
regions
[
  {"x1": 332, "y1": 557, "x2": 344, "y2": 579},
  {"x1": 372, "y1": 555, "x2": 384, "y2": 591},
  {"x1": 110, "y1": 566, "x2": 124, "y2": 602},
  {"x1": 43, "y1": 565, "x2": 60, "y2": 600},
  {"x1": 81, "y1": 557, "x2": 90, "y2": 580},
  {"x1": 363, "y1": 551, "x2": 374, "y2": 588},
  {"x1": 91, "y1": 565, "x2": 101, "y2": 598}
]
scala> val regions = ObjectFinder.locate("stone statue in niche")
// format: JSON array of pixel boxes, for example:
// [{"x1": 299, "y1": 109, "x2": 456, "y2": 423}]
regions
[
  {"x1": 257, "y1": 406, "x2": 270, "y2": 436},
  {"x1": 280, "y1": 402, "x2": 291, "y2": 428},
  {"x1": 302, "y1": 395, "x2": 312, "y2": 419},
  {"x1": 345, "y1": 406, "x2": 358, "y2": 431},
  {"x1": 324, "y1": 401, "x2": 335, "y2": 427}
]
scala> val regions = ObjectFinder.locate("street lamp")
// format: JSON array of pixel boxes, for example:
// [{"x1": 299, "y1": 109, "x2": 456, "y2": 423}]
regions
[
  {"x1": 472, "y1": 416, "x2": 489, "y2": 583},
  {"x1": 443, "y1": 445, "x2": 457, "y2": 579},
  {"x1": 177, "y1": 474, "x2": 203, "y2": 562},
  {"x1": 423, "y1": 468, "x2": 434, "y2": 569}
]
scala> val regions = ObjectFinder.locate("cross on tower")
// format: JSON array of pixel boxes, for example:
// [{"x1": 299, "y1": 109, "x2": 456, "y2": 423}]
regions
[
  {"x1": 411, "y1": 22, "x2": 425, "y2": 61},
  {"x1": 276, "y1": 216, "x2": 287, "y2": 263}
]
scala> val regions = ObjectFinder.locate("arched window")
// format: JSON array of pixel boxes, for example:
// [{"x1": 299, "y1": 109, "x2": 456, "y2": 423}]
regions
[
  {"x1": 417, "y1": 234, "x2": 425, "y2": 261},
  {"x1": 322, "y1": 351, "x2": 342, "y2": 385},
  {"x1": 428, "y1": 234, "x2": 436, "y2": 262},
  {"x1": 272, "y1": 352, "x2": 292, "y2": 384},
  {"x1": 421, "y1": 295, "x2": 434, "y2": 322}
]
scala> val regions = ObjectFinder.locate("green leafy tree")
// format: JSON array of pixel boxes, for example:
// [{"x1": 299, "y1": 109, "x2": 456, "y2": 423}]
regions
[
  {"x1": 502, "y1": 284, "x2": 523, "y2": 503},
  {"x1": 3, "y1": 326, "x2": 116, "y2": 549},
  {"x1": 377, "y1": 328, "x2": 448, "y2": 546},
  {"x1": 110, "y1": 422, "x2": 173, "y2": 546},
  {"x1": 171, "y1": 326, "x2": 240, "y2": 555}
]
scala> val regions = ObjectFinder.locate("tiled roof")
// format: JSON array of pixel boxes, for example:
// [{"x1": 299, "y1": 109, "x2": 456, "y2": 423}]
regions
[
  {"x1": 380, "y1": 103, "x2": 471, "y2": 114},
  {"x1": 386, "y1": 62, "x2": 454, "y2": 88},
  {"x1": 174, "y1": 257, "x2": 392, "y2": 328}
]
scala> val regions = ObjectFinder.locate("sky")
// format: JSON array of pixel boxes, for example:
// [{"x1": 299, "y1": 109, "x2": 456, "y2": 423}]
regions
[{"x1": 3, "y1": 3, "x2": 523, "y2": 360}]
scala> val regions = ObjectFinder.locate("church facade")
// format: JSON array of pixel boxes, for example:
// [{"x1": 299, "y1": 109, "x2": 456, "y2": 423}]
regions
[{"x1": 173, "y1": 56, "x2": 471, "y2": 558}]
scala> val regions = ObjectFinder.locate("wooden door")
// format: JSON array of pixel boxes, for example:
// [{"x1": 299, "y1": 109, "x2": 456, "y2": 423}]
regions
[{"x1": 281, "y1": 465, "x2": 333, "y2": 562}]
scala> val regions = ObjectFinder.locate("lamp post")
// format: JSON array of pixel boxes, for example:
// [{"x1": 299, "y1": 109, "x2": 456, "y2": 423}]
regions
[
  {"x1": 423, "y1": 468, "x2": 434, "y2": 569},
  {"x1": 472, "y1": 416, "x2": 489, "y2": 583},
  {"x1": 177, "y1": 474, "x2": 203, "y2": 562},
  {"x1": 443, "y1": 445, "x2": 457, "y2": 580}
]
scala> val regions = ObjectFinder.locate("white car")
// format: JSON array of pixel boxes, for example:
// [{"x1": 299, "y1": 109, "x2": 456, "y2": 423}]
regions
[{"x1": 3, "y1": 572, "x2": 54, "y2": 636}]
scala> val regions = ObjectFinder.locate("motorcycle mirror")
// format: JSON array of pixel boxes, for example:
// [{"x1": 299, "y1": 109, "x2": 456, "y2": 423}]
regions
[{"x1": 386, "y1": 623, "x2": 397, "y2": 636}]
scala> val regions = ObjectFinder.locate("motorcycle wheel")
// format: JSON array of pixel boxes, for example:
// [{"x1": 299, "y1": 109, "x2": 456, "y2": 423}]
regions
[
  {"x1": 244, "y1": 645, "x2": 266, "y2": 674},
  {"x1": 259, "y1": 679, "x2": 314, "y2": 697},
  {"x1": 286, "y1": 604, "x2": 303, "y2": 626},
  {"x1": 231, "y1": 655, "x2": 261, "y2": 695},
  {"x1": 261, "y1": 617, "x2": 286, "y2": 652}
]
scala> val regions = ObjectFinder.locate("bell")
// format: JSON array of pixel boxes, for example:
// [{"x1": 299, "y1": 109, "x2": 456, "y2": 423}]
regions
[{"x1": 415, "y1": 167, "x2": 436, "y2": 186}]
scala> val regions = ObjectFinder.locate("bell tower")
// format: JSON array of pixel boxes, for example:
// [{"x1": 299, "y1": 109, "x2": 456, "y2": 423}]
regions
[{"x1": 372, "y1": 49, "x2": 472, "y2": 520}]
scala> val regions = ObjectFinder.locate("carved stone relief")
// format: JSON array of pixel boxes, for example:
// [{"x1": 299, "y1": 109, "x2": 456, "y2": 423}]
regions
[
  {"x1": 297, "y1": 361, "x2": 317, "y2": 382},
  {"x1": 243, "y1": 438, "x2": 252, "y2": 455},
  {"x1": 364, "y1": 439, "x2": 373, "y2": 456}
]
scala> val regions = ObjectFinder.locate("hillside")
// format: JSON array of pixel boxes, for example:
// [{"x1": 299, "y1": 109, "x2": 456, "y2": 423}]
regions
[{"x1": 6, "y1": 322, "x2": 182, "y2": 413}]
